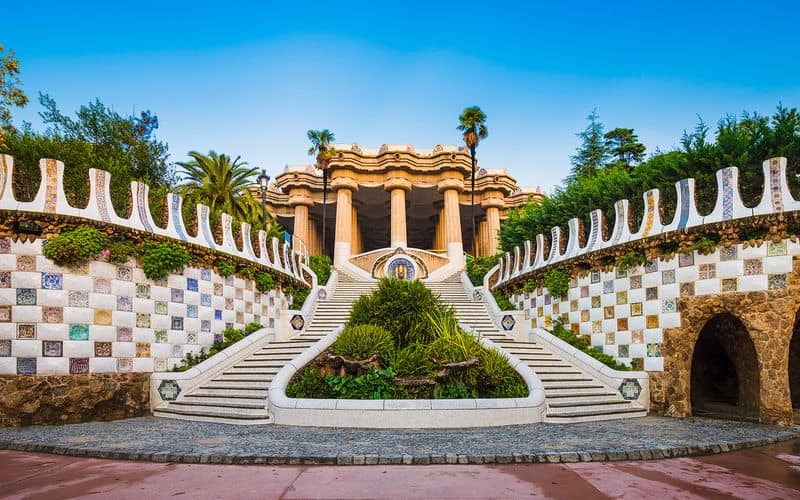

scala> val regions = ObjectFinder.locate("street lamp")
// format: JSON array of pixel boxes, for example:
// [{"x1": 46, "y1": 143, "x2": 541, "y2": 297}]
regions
[{"x1": 256, "y1": 169, "x2": 270, "y2": 231}]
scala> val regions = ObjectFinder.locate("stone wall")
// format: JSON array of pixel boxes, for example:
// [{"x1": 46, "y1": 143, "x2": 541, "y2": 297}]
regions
[{"x1": 0, "y1": 372, "x2": 150, "y2": 426}]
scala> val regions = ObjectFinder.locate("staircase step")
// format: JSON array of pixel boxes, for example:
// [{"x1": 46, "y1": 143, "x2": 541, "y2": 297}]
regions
[
  {"x1": 154, "y1": 407, "x2": 269, "y2": 420},
  {"x1": 171, "y1": 399, "x2": 265, "y2": 410}
]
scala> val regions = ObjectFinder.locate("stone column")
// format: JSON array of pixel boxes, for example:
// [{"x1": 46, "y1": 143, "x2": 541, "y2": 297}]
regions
[
  {"x1": 307, "y1": 219, "x2": 320, "y2": 256},
  {"x1": 482, "y1": 197, "x2": 504, "y2": 257},
  {"x1": 385, "y1": 178, "x2": 411, "y2": 249},
  {"x1": 438, "y1": 178, "x2": 464, "y2": 266},
  {"x1": 288, "y1": 188, "x2": 313, "y2": 255},
  {"x1": 351, "y1": 205, "x2": 362, "y2": 255},
  {"x1": 332, "y1": 177, "x2": 358, "y2": 268}
]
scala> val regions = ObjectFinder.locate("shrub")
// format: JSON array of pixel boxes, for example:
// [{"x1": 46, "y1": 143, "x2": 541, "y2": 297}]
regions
[
  {"x1": 487, "y1": 380, "x2": 529, "y2": 398},
  {"x1": 286, "y1": 367, "x2": 333, "y2": 398},
  {"x1": 543, "y1": 268, "x2": 570, "y2": 299},
  {"x1": 600, "y1": 255, "x2": 615, "y2": 267},
  {"x1": 390, "y1": 343, "x2": 434, "y2": 376},
  {"x1": 214, "y1": 259, "x2": 236, "y2": 277},
  {"x1": 659, "y1": 241, "x2": 679, "y2": 256},
  {"x1": 739, "y1": 226, "x2": 769, "y2": 242},
  {"x1": 326, "y1": 367, "x2": 407, "y2": 399},
  {"x1": 107, "y1": 240, "x2": 135, "y2": 264},
  {"x1": 288, "y1": 286, "x2": 309, "y2": 309},
  {"x1": 477, "y1": 348, "x2": 516, "y2": 387},
  {"x1": 691, "y1": 233, "x2": 720, "y2": 255},
  {"x1": 255, "y1": 272, "x2": 275, "y2": 293},
  {"x1": 309, "y1": 255, "x2": 332, "y2": 286},
  {"x1": 43, "y1": 225, "x2": 107, "y2": 267},
  {"x1": 618, "y1": 250, "x2": 646, "y2": 272},
  {"x1": 244, "y1": 322, "x2": 262, "y2": 335},
  {"x1": 138, "y1": 239, "x2": 191, "y2": 280},
  {"x1": 433, "y1": 383, "x2": 477, "y2": 399},
  {"x1": 222, "y1": 327, "x2": 245, "y2": 345},
  {"x1": 333, "y1": 324, "x2": 395, "y2": 362},
  {"x1": 521, "y1": 279, "x2": 537, "y2": 294},
  {"x1": 466, "y1": 254, "x2": 499, "y2": 286},
  {"x1": 425, "y1": 310, "x2": 482, "y2": 364},
  {"x1": 492, "y1": 291, "x2": 515, "y2": 311}
]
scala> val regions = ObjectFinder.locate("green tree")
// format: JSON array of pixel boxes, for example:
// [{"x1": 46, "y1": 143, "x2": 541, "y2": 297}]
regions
[
  {"x1": 0, "y1": 45, "x2": 28, "y2": 145},
  {"x1": 307, "y1": 129, "x2": 335, "y2": 255},
  {"x1": 457, "y1": 106, "x2": 489, "y2": 253},
  {"x1": 604, "y1": 127, "x2": 646, "y2": 168},
  {"x1": 569, "y1": 110, "x2": 609, "y2": 182}
]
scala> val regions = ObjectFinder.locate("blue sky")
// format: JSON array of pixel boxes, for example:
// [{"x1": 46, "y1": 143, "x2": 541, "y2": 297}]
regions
[{"x1": 5, "y1": 1, "x2": 800, "y2": 192}]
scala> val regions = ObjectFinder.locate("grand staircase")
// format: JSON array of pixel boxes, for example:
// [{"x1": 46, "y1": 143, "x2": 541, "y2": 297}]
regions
[
  {"x1": 153, "y1": 273, "x2": 376, "y2": 424},
  {"x1": 427, "y1": 274, "x2": 646, "y2": 423}
]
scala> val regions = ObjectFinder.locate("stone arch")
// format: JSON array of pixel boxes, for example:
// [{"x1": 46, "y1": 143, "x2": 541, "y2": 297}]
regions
[{"x1": 690, "y1": 313, "x2": 760, "y2": 421}]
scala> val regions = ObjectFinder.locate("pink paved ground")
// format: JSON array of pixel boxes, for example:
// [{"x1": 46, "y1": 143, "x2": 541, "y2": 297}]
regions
[{"x1": 1, "y1": 439, "x2": 799, "y2": 499}]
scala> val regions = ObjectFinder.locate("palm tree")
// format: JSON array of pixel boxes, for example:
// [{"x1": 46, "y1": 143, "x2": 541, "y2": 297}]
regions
[
  {"x1": 307, "y1": 129, "x2": 335, "y2": 255},
  {"x1": 176, "y1": 150, "x2": 261, "y2": 224},
  {"x1": 457, "y1": 106, "x2": 488, "y2": 255}
]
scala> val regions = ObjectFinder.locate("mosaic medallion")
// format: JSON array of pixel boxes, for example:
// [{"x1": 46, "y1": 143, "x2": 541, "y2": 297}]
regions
[
  {"x1": 117, "y1": 296, "x2": 133, "y2": 312},
  {"x1": 154, "y1": 301, "x2": 168, "y2": 315},
  {"x1": 317, "y1": 288, "x2": 328, "y2": 301},
  {"x1": 201, "y1": 320, "x2": 211, "y2": 332},
  {"x1": 387, "y1": 257, "x2": 416, "y2": 281},
  {"x1": 136, "y1": 284, "x2": 151, "y2": 299},
  {"x1": 136, "y1": 313, "x2": 151, "y2": 328},
  {"x1": 155, "y1": 329, "x2": 168, "y2": 343},
  {"x1": 171, "y1": 288, "x2": 184, "y2": 303},
  {"x1": 116, "y1": 266, "x2": 132, "y2": 281},
  {"x1": 158, "y1": 379, "x2": 181, "y2": 401},
  {"x1": 619, "y1": 378, "x2": 641, "y2": 400},
  {"x1": 136, "y1": 342, "x2": 151, "y2": 357},
  {"x1": 94, "y1": 278, "x2": 111, "y2": 294},
  {"x1": 0, "y1": 271, "x2": 9, "y2": 288},
  {"x1": 501, "y1": 314, "x2": 515, "y2": 331},
  {"x1": 200, "y1": 269, "x2": 212, "y2": 281},
  {"x1": 290, "y1": 314, "x2": 305, "y2": 330},
  {"x1": 171, "y1": 316, "x2": 184, "y2": 330},
  {"x1": 42, "y1": 306, "x2": 63, "y2": 323}
]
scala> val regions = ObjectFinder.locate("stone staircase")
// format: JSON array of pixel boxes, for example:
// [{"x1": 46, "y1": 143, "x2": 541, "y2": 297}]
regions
[
  {"x1": 428, "y1": 274, "x2": 647, "y2": 423},
  {"x1": 154, "y1": 273, "x2": 375, "y2": 424}
]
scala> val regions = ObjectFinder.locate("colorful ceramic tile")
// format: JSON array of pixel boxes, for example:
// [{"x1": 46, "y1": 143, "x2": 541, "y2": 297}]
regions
[
  {"x1": 136, "y1": 313, "x2": 151, "y2": 328},
  {"x1": 269, "y1": 297, "x2": 275, "y2": 306},
  {"x1": 769, "y1": 273, "x2": 788, "y2": 290},
  {"x1": 118, "y1": 358, "x2": 133, "y2": 372},
  {"x1": 767, "y1": 240, "x2": 787, "y2": 257},
  {"x1": 17, "y1": 358, "x2": 36, "y2": 375},
  {"x1": 94, "y1": 278, "x2": 111, "y2": 294},
  {"x1": 225, "y1": 275, "x2": 234, "y2": 286},
  {"x1": 581, "y1": 310, "x2": 590, "y2": 322},
  {"x1": 68, "y1": 291, "x2": 89, "y2": 307},
  {"x1": 570, "y1": 300, "x2": 578, "y2": 312},
  {"x1": 0, "y1": 271, "x2": 10, "y2": 288},
  {"x1": 0, "y1": 237, "x2": 9, "y2": 253},
  {"x1": 0, "y1": 339, "x2": 11, "y2": 357},
  {"x1": 43, "y1": 340, "x2": 63, "y2": 357},
  {"x1": 154, "y1": 358, "x2": 168, "y2": 372},
  {"x1": 678, "y1": 252, "x2": 694, "y2": 267},
  {"x1": 629, "y1": 275, "x2": 642, "y2": 289},
  {"x1": 42, "y1": 306, "x2": 63, "y2": 323},
  {"x1": 604, "y1": 306, "x2": 615, "y2": 319},
  {"x1": 17, "y1": 323, "x2": 36, "y2": 339},
  {"x1": 699, "y1": 263, "x2": 716, "y2": 280},
  {"x1": 618, "y1": 344, "x2": 630, "y2": 357},
  {"x1": 136, "y1": 284, "x2": 151, "y2": 299},
  {"x1": 722, "y1": 278, "x2": 738, "y2": 292},
  {"x1": 235, "y1": 288, "x2": 243, "y2": 300},
  {"x1": 268, "y1": 318, "x2": 275, "y2": 328},
  {"x1": 661, "y1": 269, "x2": 676, "y2": 284},
  {"x1": 214, "y1": 332, "x2": 224, "y2": 344},
  {"x1": 41, "y1": 272, "x2": 63, "y2": 290},
  {"x1": 16, "y1": 288, "x2": 36, "y2": 305},
  {"x1": 645, "y1": 287, "x2": 658, "y2": 301},
  {"x1": 645, "y1": 259, "x2": 658, "y2": 273},
  {"x1": 94, "y1": 341, "x2": 112, "y2": 357},
  {"x1": 171, "y1": 316, "x2": 184, "y2": 330},
  {"x1": 214, "y1": 283, "x2": 223, "y2": 296},
  {"x1": 200, "y1": 269, "x2": 212, "y2": 281},
  {"x1": 662, "y1": 298, "x2": 677, "y2": 313},
  {"x1": 590, "y1": 271, "x2": 601, "y2": 284},
  {"x1": 154, "y1": 277, "x2": 168, "y2": 287},
  {"x1": 646, "y1": 315, "x2": 659, "y2": 329},
  {"x1": 552, "y1": 302, "x2": 560, "y2": 314},
  {"x1": 68, "y1": 357, "x2": 89, "y2": 375},
  {"x1": 17, "y1": 255, "x2": 36, "y2": 271},
  {"x1": 117, "y1": 296, "x2": 133, "y2": 312},
  {"x1": 214, "y1": 309, "x2": 222, "y2": 320},
  {"x1": 94, "y1": 309, "x2": 112, "y2": 325},
  {"x1": 171, "y1": 288, "x2": 184, "y2": 303},
  {"x1": 680, "y1": 282, "x2": 695, "y2": 296},
  {"x1": 569, "y1": 277, "x2": 578, "y2": 288},
  {"x1": 136, "y1": 342, "x2": 151, "y2": 357},
  {"x1": 236, "y1": 311, "x2": 244, "y2": 323},
  {"x1": 187, "y1": 332, "x2": 198, "y2": 344},
  {"x1": 647, "y1": 343, "x2": 661, "y2": 357},
  {"x1": 154, "y1": 301, "x2": 168, "y2": 315},
  {"x1": 187, "y1": 304, "x2": 198, "y2": 318},
  {"x1": 719, "y1": 246, "x2": 737, "y2": 261},
  {"x1": 580, "y1": 286, "x2": 589, "y2": 298},
  {"x1": 605, "y1": 331, "x2": 615, "y2": 345},
  {"x1": 69, "y1": 323, "x2": 89, "y2": 340},
  {"x1": 743, "y1": 259, "x2": 762, "y2": 276},
  {"x1": 544, "y1": 294, "x2": 551, "y2": 306},
  {"x1": 632, "y1": 329, "x2": 644, "y2": 344},
  {"x1": 187, "y1": 278, "x2": 199, "y2": 292},
  {"x1": 225, "y1": 298, "x2": 234, "y2": 310},
  {"x1": 116, "y1": 266, "x2": 132, "y2": 281},
  {"x1": 117, "y1": 326, "x2": 133, "y2": 342},
  {"x1": 0, "y1": 305, "x2": 10, "y2": 322},
  {"x1": 630, "y1": 302, "x2": 643, "y2": 316},
  {"x1": 154, "y1": 329, "x2": 168, "y2": 343},
  {"x1": 201, "y1": 293, "x2": 212, "y2": 307},
  {"x1": 615, "y1": 267, "x2": 627, "y2": 279},
  {"x1": 602, "y1": 280, "x2": 613, "y2": 294},
  {"x1": 617, "y1": 317, "x2": 628, "y2": 331},
  {"x1": 616, "y1": 291, "x2": 628, "y2": 305}
]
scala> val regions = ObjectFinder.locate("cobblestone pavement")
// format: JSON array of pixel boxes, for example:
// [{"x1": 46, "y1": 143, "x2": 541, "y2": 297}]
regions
[
  {"x1": 2, "y1": 439, "x2": 800, "y2": 499},
  {"x1": 0, "y1": 416, "x2": 798, "y2": 465}
]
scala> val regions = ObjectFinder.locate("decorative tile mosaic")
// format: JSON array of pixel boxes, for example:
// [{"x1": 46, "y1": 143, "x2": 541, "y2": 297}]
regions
[
  {"x1": 631, "y1": 302, "x2": 643, "y2": 316},
  {"x1": 225, "y1": 275, "x2": 234, "y2": 286},
  {"x1": 187, "y1": 278, "x2": 198, "y2": 292},
  {"x1": 767, "y1": 240, "x2": 788, "y2": 257},
  {"x1": 268, "y1": 318, "x2": 275, "y2": 328},
  {"x1": 187, "y1": 332, "x2": 198, "y2": 344},
  {"x1": 154, "y1": 329, "x2": 168, "y2": 343},
  {"x1": 154, "y1": 301, "x2": 168, "y2": 315},
  {"x1": 94, "y1": 278, "x2": 112, "y2": 294},
  {"x1": 632, "y1": 329, "x2": 644, "y2": 344},
  {"x1": 744, "y1": 259, "x2": 763, "y2": 275},
  {"x1": 68, "y1": 291, "x2": 89, "y2": 307},
  {"x1": 214, "y1": 309, "x2": 222, "y2": 320},
  {"x1": 603, "y1": 280, "x2": 614, "y2": 294},
  {"x1": 225, "y1": 298, "x2": 234, "y2": 310},
  {"x1": 616, "y1": 291, "x2": 628, "y2": 305},
  {"x1": 0, "y1": 271, "x2": 10, "y2": 288},
  {"x1": 94, "y1": 309, "x2": 112, "y2": 325},
  {"x1": 605, "y1": 331, "x2": 615, "y2": 345},
  {"x1": 136, "y1": 342, "x2": 151, "y2": 357},
  {"x1": 200, "y1": 269, "x2": 212, "y2": 281},
  {"x1": 615, "y1": 267, "x2": 627, "y2": 279},
  {"x1": 171, "y1": 316, "x2": 184, "y2": 330},
  {"x1": 722, "y1": 278, "x2": 738, "y2": 292},
  {"x1": 590, "y1": 271, "x2": 600, "y2": 284},
  {"x1": 17, "y1": 324, "x2": 36, "y2": 339},
  {"x1": 0, "y1": 237, "x2": 9, "y2": 253},
  {"x1": 69, "y1": 323, "x2": 90, "y2": 340},
  {"x1": 290, "y1": 314, "x2": 305, "y2": 330},
  {"x1": 618, "y1": 344, "x2": 629, "y2": 357},
  {"x1": 116, "y1": 266, "x2": 132, "y2": 281},
  {"x1": 136, "y1": 284, "x2": 151, "y2": 299},
  {"x1": 544, "y1": 294, "x2": 551, "y2": 306},
  {"x1": 570, "y1": 300, "x2": 578, "y2": 312},
  {"x1": 117, "y1": 326, "x2": 133, "y2": 342},
  {"x1": 236, "y1": 311, "x2": 244, "y2": 323},
  {"x1": 591, "y1": 296, "x2": 601, "y2": 308},
  {"x1": 214, "y1": 333, "x2": 223, "y2": 344},
  {"x1": 552, "y1": 302, "x2": 559, "y2": 314},
  {"x1": 592, "y1": 320, "x2": 602, "y2": 334},
  {"x1": 617, "y1": 318, "x2": 628, "y2": 331},
  {"x1": 646, "y1": 315, "x2": 660, "y2": 329},
  {"x1": 171, "y1": 288, "x2": 184, "y2": 303},
  {"x1": 16, "y1": 288, "x2": 36, "y2": 305},
  {"x1": 94, "y1": 341, "x2": 112, "y2": 357},
  {"x1": 645, "y1": 259, "x2": 658, "y2": 273},
  {"x1": 604, "y1": 306, "x2": 614, "y2": 319},
  {"x1": 580, "y1": 310, "x2": 590, "y2": 322},
  {"x1": 501, "y1": 314, "x2": 516, "y2": 331},
  {"x1": 580, "y1": 286, "x2": 589, "y2": 298},
  {"x1": 118, "y1": 358, "x2": 133, "y2": 372},
  {"x1": 699, "y1": 263, "x2": 716, "y2": 280},
  {"x1": 0, "y1": 339, "x2": 11, "y2": 357},
  {"x1": 201, "y1": 320, "x2": 211, "y2": 332},
  {"x1": 17, "y1": 357, "x2": 36, "y2": 375},
  {"x1": 214, "y1": 283, "x2": 223, "y2": 296},
  {"x1": 117, "y1": 296, "x2": 133, "y2": 312},
  {"x1": 235, "y1": 288, "x2": 243, "y2": 300},
  {"x1": 70, "y1": 357, "x2": 90, "y2": 374},
  {"x1": 645, "y1": 287, "x2": 658, "y2": 301},
  {"x1": 158, "y1": 379, "x2": 181, "y2": 401},
  {"x1": 201, "y1": 293, "x2": 212, "y2": 307},
  {"x1": 136, "y1": 313, "x2": 151, "y2": 328},
  {"x1": 0, "y1": 305, "x2": 10, "y2": 322},
  {"x1": 629, "y1": 275, "x2": 642, "y2": 289},
  {"x1": 769, "y1": 273, "x2": 788, "y2": 290},
  {"x1": 678, "y1": 253, "x2": 694, "y2": 267},
  {"x1": 647, "y1": 343, "x2": 661, "y2": 357},
  {"x1": 720, "y1": 246, "x2": 737, "y2": 261},
  {"x1": 17, "y1": 255, "x2": 36, "y2": 271},
  {"x1": 187, "y1": 304, "x2": 198, "y2": 318},
  {"x1": 41, "y1": 272, "x2": 63, "y2": 290},
  {"x1": 42, "y1": 306, "x2": 63, "y2": 323},
  {"x1": 662, "y1": 269, "x2": 676, "y2": 284},
  {"x1": 662, "y1": 298, "x2": 677, "y2": 313},
  {"x1": 619, "y1": 378, "x2": 642, "y2": 400},
  {"x1": 680, "y1": 282, "x2": 695, "y2": 296}
]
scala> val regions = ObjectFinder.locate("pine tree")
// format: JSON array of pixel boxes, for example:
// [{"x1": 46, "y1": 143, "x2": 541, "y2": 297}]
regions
[
  {"x1": 569, "y1": 110, "x2": 609, "y2": 182},
  {"x1": 604, "y1": 127, "x2": 646, "y2": 168}
]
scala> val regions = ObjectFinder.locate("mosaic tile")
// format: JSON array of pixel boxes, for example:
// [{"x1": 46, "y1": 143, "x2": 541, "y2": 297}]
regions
[
  {"x1": 552, "y1": 302, "x2": 560, "y2": 314},
  {"x1": 629, "y1": 275, "x2": 642, "y2": 289},
  {"x1": 645, "y1": 287, "x2": 658, "y2": 301},
  {"x1": 42, "y1": 306, "x2": 63, "y2": 323},
  {"x1": 201, "y1": 293, "x2": 212, "y2": 307},
  {"x1": 662, "y1": 298, "x2": 677, "y2": 313},
  {"x1": 136, "y1": 342, "x2": 151, "y2": 357},
  {"x1": 0, "y1": 237, "x2": 9, "y2": 253},
  {"x1": 17, "y1": 358, "x2": 36, "y2": 375},
  {"x1": 661, "y1": 269, "x2": 675, "y2": 285},
  {"x1": 116, "y1": 266, "x2": 132, "y2": 281},
  {"x1": 154, "y1": 277, "x2": 168, "y2": 287},
  {"x1": 118, "y1": 358, "x2": 133, "y2": 372},
  {"x1": 136, "y1": 313, "x2": 151, "y2": 328},
  {"x1": 117, "y1": 326, "x2": 133, "y2": 342},
  {"x1": 580, "y1": 286, "x2": 589, "y2": 298},
  {"x1": 154, "y1": 301, "x2": 168, "y2": 315},
  {"x1": 618, "y1": 344, "x2": 630, "y2": 358},
  {"x1": 214, "y1": 283, "x2": 223, "y2": 296},
  {"x1": 40, "y1": 272, "x2": 64, "y2": 291},
  {"x1": 722, "y1": 278, "x2": 738, "y2": 292},
  {"x1": 154, "y1": 329, "x2": 168, "y2": 343},
  {"x1": 645, "y1": 259, "x2": 658, "y2": 273},
  {"x1": 570, "y1": 300, "x2": 578, "y2": 312},
  {"x1": 590, "y1": 271, "x2": 601, "y2": 284},
  {"x1": 171, "y1": 316, "x2": 184, "y2": 330},
  {"x1": 155, "y1": 358, "x2": 168, "y2": 372},
  {"x1": 136, "y1": 284, "x2": 151, "y2": 299},
  {"x1": 603, "y1": 280, "x2": 614, "y2": 294},
  {"x1": 214, "y1": 309, "x2": 222, "y2": 320},
  {"x1": 254, "y1": 294, "x2": 261, "y2": 304},
  {"x1": 678, "y1": 252, "x2": 694, "y2": 267},
  {"x1": 236, "y1": 311, "x2": 244, "y2": 323},
  {"x1": 200, "y1": 269, "x2": 212, "y2": 281},
  {"x1": 619, "y1": 378, "x2": 642, "y2": 400},
  {"x1": 94, "y1": 309, "x2": 112, "y2": 325},
  {"x1": 680, "y1": 282, "x2": 695, "y2": 296},
  {"x1": 719, "y1": 246, "x2": 737, "y2": 261},
  {"x1": 570, "y1": 323, "x2": 579, "y2": 333},
  {"x1": 632, "y1": 329, "x2": 644, "y2": 343},
  {"x1": 699, "y1": 263, "x2": 716, "y2": 280},
  {"x1": 269, "y1": 297, "x2": 275, "y2": 306},
  {"x1": 616, "y1": 291, "x2": 628, "y2": 305},
  {"x1": 646, "y1": 315, "x2": 660, "y2": 329},
  {"x1": 171, "y1": 288, "x2": 184, "y2": 303},
  {"x1": 0, "y1": 339, "x2": 11, "y2": 357},
  {"x1": 94, "y1": 278, "x2": 111, "y2": 294},
  {"x1": 617, "y1": 317, "x2": 628, "y2": 331},
  {"x1": 16, "y1": 288, "x2": 36, "y2": 305},
  {"x1": 187, "y1": 278, "x2": 198, "y2": 292},
  {"x1": 94, "y1": 341, "x2": 112, "y2": 357},
  {"x1": 615, "y1": 267, "x2": 627, "y2": 279},
  {"x1": 604, "y1": 306, "x2": 614, "y2": 319},
  {"x1": 743, "y1": 258, "x2": 762, "y2": 276},
  {"x1": 225, "y1": 275, "x2": 234, "y2": 286},
  {"x1": 245, "y1": 280, "x2": 253, "y2": 291},
  {"x1": 201, "y1": 320, "x2": 211, "y2": 332},
  {"x1": 630, "y1": 302, "x2": 643, "y2": 316},
  {"x1": 17, "y1": 255, "x2": 36, "y2": 271},
  {"x1": 0, "y1": 305, "x2": 10, "y2": 322},
  {"x1": 544, "y1": 294, "x2": 551, "y2": 306},
  {"x1": 767, "y1": 240, "x2": 787, "y2": 257},
  {"x1": 769, "y1": 273, "x2": 788, "y2": 290},
  {"x1": 605, "y1": 331, "x2": 615, "y2": 345},
  {"x1": 569, "y1": 277, "x2": 578, "y2": 287},
  {"x1": 0, "y1": 271, "x2": 10, "y2": 288},
  {"x1": 225, "y1": 298, "x2": 234, "y2": 310},
  {"x1": 69, "y1": 357, "x2": 89, "y2": 374},
  {"x1": 187, "y1": 332, "x2": 198, "y2": 344},
  {"x1": 187, "y1": 304, "x2": 198, "y2": 318},
  {"x1": 117, "y1": 296, "x2": 133, "y2": 312},
  {"x1": 17, "y1": 323, "x2": 36, "y2": 339},
  {"x1": 647, "y1": 343, "x2": 661, "y2": 357},
  {"x1": 268, "y1": 318, "x2": 275, "y2": 328},
  {"x1": 591, "y1": 296, "x2": 600, "y2": 308},
  {"x1": 68, "y1": 291, "x2": 89, "y2": 307},
  {"x1": 581, "y1": 310, "x2": 589, "y2": 322},
  {"x1": 69, "y1": 323, "x2": 89, "y2": 340}
]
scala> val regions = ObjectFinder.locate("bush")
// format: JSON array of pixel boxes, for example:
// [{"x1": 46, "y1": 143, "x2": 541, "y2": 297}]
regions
[
  {"x1": 466, "y1": 254, "x2": 499, "y2": 286},
  {"x1": 739, "y1": 226, "x2": 769, "y2": 242},
  {"x1": 107, "y1": 240, "x2": 135, "y2": 264},
  {"x1": 244, "y1": 322, "x2": 262, "y2": 335},
  {"x1": 390, "y1": 343, "x2": 434, "y2": 376},
  {"x1": 286, "y1": 367, "x2": 333, "y2": 398},
  {"x1": 425, "y1": 310, "x2": 483, "y2": 364},
  {"x1": 255, "y1": 272, "x2": 275, "y2": 293},
  {"x1": 492, "y1": 291, "x2": 515, "y2": 311},
  {"x1": 691, "y1": 234, "x2": 720, "y2": 255},
  {"x1": 43, "y1": 225, "x2": 107, "y2": 267},
  {"x1": 333, "y1": 324, "x2": 395, "y2": 362},
  {"x1": 214, "y1": 259, "x2": 236, "y2": 278},
  {"x1": 138, "y1": 239, "x2": 191, "y2": 280},
  {"x1": 543, "y1": 268, "x2": 569, "y2": 299},
  {"x1": 617, "y1": 250, "x2": 646, "y2": 272},
  {"x1": 659, "y1": 241, "x2": 679, "y2": 256},
  {"x1": 327, "y1": 367, "x2": 407, "y2": 399},
  {"x1": 521, "y1": 279, "x2": 537, "y2": 294},
  {"x1": 288, "y1": 286, "x2": 309, "y2": 309},
  {"x1": 309, "y1": 255, "x2": 332, "y2": 286}
]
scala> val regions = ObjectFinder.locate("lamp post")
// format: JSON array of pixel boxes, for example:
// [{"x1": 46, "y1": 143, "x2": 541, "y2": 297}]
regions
[
  {"x1": 321, "y1": 165, "x2": 329, "y2": 256},
  {"x1": 256, "y1": 169, "x2": 270, "y2": 232}
]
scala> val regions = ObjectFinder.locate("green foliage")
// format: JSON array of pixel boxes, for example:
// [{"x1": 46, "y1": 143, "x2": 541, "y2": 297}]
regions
[
  {"x1": 788, "y1": 220, "x2": 800, "y2": 237},
  {"x1": 549, "y1": 320, "x2": 629, "y2": 371},
  {"x1": 390, "y1": 343, "x2": 434, "y2": 376},
  {"x1": 107, "y1": 240, "x2": 135, "y2": 265},
  {"x1": 492, "y1": 291, "x2": 515, "y2": 311},
  {"x1": 425, "y1": 310, "x2": 483, "y2": 364},
  {"x1": 244, "y1": 322, "x2": 262, "y2": 335},
  {"x1": 285, "y1": 367, "x2": 334, "y2": 398},
  {"x1": 43, "y1": 225, "x2": 107, "y2": 267},
  {"x1": 254, "y1": 272, "x2": 275, "y2": 293},
  {"x1": 326, "y1": 367, "x2": 407, "y2": 399},
  {"x1": 521, "y1": 279, "x2": 537, "y2": 293},
  {"x1": 618, "y1": 250, "x2": 647, "y2": 272},
  {"x1": 0, "y1": 45, "x2": 28, "y2": 145},
  {"x1": 308, "y1": 255, "x2": 332, "y2": 285},
  {"x1": 466, "y1": 254, "x2": 499, "y2": 286},
  {"x1": 434, "y1": 383, "x2": 477, "y2": 399},
  {"x1": 288, "y1": 286, "x2": 309, "y2": 310},
  {"x1": 214, "y1": 259, "x2": 236, "y2": 278},
  {"x1": 691, "y1": 234, "x2": 720, "y2": 255},
  {"x1": 739, "y1": 226, "x2": 769, "y2": 242},
  {"x1": 659, "y1": 241, "x2": 679, "y2": 256},
  {"x1": 600, "y1": 255, "x2": 616, "y2": 267},
  {"x1": 173, "y1": 323, "x2": 262, "y2": 372},
  {"x1": 543, "y1": 268, "x2": 570, "y2": 298},
  {"x1": 138, "y1": 239, "x2": 191, "y2": 280},
  {"x1": 332, "y1": 324, "x2": 395, "y2": 362}
]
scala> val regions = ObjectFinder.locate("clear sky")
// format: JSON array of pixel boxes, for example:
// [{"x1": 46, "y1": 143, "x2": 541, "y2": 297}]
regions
[{"x1": 5, "y1": 1, "x2": 800, "y2": 192}]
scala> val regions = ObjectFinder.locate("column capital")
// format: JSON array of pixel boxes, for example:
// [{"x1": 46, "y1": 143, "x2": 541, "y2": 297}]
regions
[
  {"x1": 384, "y1": 177, "x2": 412, "y2": 192},
  {"x1": 288, "y1": 194, "x2": 314, "y2": 207},
  {"x1": 330, "y1": 176, "x2": 359, "y2": 192},
  {"x1": 480, "y1": 198, "x2": 505, "y2": 210},
  {"x1": 437, "y1": 178, "x2": 464, "y2": 193}
]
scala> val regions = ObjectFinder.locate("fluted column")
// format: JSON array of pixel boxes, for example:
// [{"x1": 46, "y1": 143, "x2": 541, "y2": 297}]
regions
[
  {"x1": 478, "y1": 220, "x2": 489, "y2": 257},
  {"x1": 288, "y1": 188, "x2": 313, "y2": 256},
  {"x1": 482, "y1": 197, "x2": 504, "y2": 257},
  {"x1": 351, "y1": 205, "x2": 362, "y2": 255},
  {"x1": 438, "y1": 178, "x2": 464, "y2": 266},
  {"x1": 332, "y1": 177, "x2": 358, "y2": 267},
  {"x1": 385, "y1": 178, "x2": 411, "y2": 249}
]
